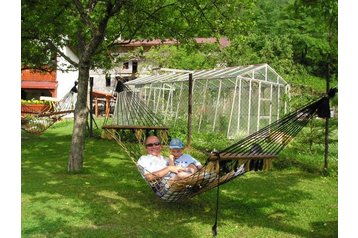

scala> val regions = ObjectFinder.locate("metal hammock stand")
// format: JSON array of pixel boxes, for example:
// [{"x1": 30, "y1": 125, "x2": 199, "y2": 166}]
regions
[
  {"x1": 102, "y1": 81, "x2": 169, "y2": 143},
  {"x1": 21, "y1": 83, "x2": 78, "y2": 134},
  {"x1": 105, "y1": 82, "x2": 337, "y2": 202}
]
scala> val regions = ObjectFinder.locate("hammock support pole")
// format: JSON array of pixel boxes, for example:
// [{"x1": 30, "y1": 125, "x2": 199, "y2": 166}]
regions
[
  {"x1": 187, "y1": 73, "x2": 193, "y2": 146},
  {"x1": 212, "y1": 150, "x2": 221, "y2": 237},
  {"x1": 324, "y1": 61, "x2": 331, "y2": 173},
  {"x1": 89, "y1": 77, "x2": 94, "y2": 138}
]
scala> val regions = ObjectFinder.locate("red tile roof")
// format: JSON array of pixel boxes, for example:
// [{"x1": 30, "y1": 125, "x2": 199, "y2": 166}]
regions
[
  {"x1": 21, "y1": 81, "x2": 58, "y2": 90},
  {"x1": 194, "y1": 37, "x2": 230, "y2": 48},
  {"x1": 120, "y1": 39, "x2": 179, "y2": 47},
  {"x1": 21, "y1": 69, "x2": 56, "y2": 81},
  {"x1": 120, "y1": 37, "x2": 230, "y2": 48},
  {"x1": 92, "y1": 91, "x2": 113, "y2": 98}
]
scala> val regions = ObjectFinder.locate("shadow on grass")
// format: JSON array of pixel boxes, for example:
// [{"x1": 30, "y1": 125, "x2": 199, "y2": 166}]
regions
[
  {"x1": 21, "y1": 127, "x2": 337, "y2": 237},
  {"x1": 309, "y1": 220, "x2": 338, "y2": 238}
]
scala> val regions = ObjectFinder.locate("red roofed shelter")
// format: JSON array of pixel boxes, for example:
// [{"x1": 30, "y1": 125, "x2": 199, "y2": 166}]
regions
[{"x1": 21, "y1": 69, "x2": 58, "y2": 99}]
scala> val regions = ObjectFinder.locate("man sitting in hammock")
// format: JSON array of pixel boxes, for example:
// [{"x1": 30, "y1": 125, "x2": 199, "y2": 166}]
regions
[
  {"x1": 138, "y1": 136, "x2": 207, "y2": 198},
  {"x1": 137, "y1": 135, "x2": 184, "y2": 182}
]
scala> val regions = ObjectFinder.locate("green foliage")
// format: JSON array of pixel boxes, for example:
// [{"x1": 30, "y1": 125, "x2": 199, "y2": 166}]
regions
[
  {"x1": 287, "y1": 75, "x2": 337, "y2": 112},
  {"x1": 21, "y1": 99, "x2": 51, "y2": 105},
  {"x1": 221, "y1": 34, "x2": 296, "y2": 74},
  {"x1": 143, "y1": 0, "x2": 338, "y2": 98},
  {"x1": 22, "y1": 0, "x2": 248, "y2": 71},
  {"x1": 276, "y1": 118, "x2": 338, "y2": 176},
  {"x1": 221, "y1": 0, "x2": 338, "y2": 81},
  {"x1": 218, "y1": 115, "x2": 229, "y2": 132},
  {"x1": 167, "y1": 118, "x2": 188, "y2": 141},
  {"x1": 191, "y1": 131, "x2": 231, "y2": 152},
  {"x1": 22, "y1": 0, "x2": 338, "y2": 82},
  {"x1": 284, "y1": 0, "x2": 338, "y2": 78},
  {"x1": 145, "y1": 43, "x2": 221, "y2": 70},
  {"x1": 167, "y1": 118, "x2": 231, "y2": 152}
]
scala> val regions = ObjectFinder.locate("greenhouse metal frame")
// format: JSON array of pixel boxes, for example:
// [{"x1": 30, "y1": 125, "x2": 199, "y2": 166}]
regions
[{"x1": 125, "y1": 63, "x2": 290, "y2": 139}]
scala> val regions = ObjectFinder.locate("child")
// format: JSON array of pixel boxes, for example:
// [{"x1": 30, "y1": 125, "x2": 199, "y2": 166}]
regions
[{"x1": 168, "y1": 138, "x2": 202, "y2": 180}]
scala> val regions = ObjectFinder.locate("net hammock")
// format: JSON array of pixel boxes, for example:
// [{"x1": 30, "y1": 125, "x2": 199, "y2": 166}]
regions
[
  {"x1": 109, "y1": 88, "x2": 337, "y2": 202},
  {"x1": 102, "y1": 81, "x2": 169, "y2": 143},
  {"x1": 21, "y1": 82, "x2": 78, "y2": 134}
]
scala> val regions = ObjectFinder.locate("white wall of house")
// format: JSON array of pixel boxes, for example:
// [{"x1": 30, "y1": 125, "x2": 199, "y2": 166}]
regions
[
  {"x1": 88, "y1": 59, "x2": 152, "y2": 94},
  {"x1": 89, "y1": 61, "x2": 136, "y2": 94},
  {"x1": 56, "y1": 46, "x2": 79, "y2": 99},
  {"x1": 89, "y1": 69, "x2": 117, "y2": 94}
]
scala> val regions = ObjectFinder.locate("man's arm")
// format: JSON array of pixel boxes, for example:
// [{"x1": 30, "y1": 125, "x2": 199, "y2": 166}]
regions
[
  {"x1": 144, "y1": 165, "x2": 184, "y2": 181},
  {"x1": 186, "y1": 164, "x2": 199, "y2": 173}
]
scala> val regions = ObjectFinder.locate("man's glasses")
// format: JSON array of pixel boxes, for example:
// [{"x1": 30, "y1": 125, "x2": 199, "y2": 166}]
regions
[{"x1": 145, "y1": 142, "x2": 161, "y2": 147}]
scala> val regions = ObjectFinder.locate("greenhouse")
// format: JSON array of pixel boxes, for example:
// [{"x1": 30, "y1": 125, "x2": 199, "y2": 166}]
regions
[{"x1": 125, "y1": 63, "x2": 290, "y2": 139}]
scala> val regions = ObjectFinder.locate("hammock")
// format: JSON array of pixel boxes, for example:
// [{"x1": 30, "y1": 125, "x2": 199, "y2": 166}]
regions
[
  {"x1": 102, "y1": 81, "x2": 169, "y2": 143},
  {"x1": 21, "y1": 83, "x2": 78, "y2": 134},
  {"x1": 111, "y1": 88, "x2": 337, "y2": 202}
]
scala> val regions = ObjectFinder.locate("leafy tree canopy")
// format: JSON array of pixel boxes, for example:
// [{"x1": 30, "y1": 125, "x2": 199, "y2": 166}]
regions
[{"x1": 22, "y1": 0, "x2": 254, "y2": 71}]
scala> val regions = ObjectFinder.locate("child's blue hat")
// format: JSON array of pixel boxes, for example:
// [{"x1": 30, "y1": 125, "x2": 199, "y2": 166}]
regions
[{"x1": 169, "y1": 138, "x2": 184, "y2": 149}]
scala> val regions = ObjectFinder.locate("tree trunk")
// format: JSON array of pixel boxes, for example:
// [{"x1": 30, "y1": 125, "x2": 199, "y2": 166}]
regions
[{"x1": 68, "y1": 63, "x2": 90, "y2": 172}]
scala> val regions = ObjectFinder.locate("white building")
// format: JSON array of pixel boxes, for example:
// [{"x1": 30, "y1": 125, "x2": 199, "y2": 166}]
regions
[{"x1": 56, "y1": 46, "x2": 79, "y2": 99}]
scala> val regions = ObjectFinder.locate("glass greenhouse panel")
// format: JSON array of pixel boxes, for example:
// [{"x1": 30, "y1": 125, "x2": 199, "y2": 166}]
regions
[{"x1": 127, "y1": 64, "x2": 290, "y2": 139}]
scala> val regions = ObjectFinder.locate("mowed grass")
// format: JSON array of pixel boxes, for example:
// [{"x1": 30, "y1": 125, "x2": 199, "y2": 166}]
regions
[{"x1": 22, "y1": 120, "x2": 338, "y2": 238}]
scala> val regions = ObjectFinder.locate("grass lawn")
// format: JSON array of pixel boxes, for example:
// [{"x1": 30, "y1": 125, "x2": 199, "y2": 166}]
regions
[{"x1": 22, "y1": 120, "x2": 338, "y2": 238}]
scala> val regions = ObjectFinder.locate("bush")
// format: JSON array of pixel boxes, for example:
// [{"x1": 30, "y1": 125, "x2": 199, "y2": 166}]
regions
[{"x1": 21, "y1": 99, "x2": 51, "y2": 105}]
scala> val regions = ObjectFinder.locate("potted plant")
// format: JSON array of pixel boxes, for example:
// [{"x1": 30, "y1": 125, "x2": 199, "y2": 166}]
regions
[{"x1": 21, "y1": 99, "x2": 52, "y2": 114}]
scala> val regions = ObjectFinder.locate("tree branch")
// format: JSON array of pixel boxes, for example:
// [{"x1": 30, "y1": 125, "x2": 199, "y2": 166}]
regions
[
  {"x1": 86, "y1": 0, "x2": 98, "y2": 12},
  {"x1": 84, "y1": 1, "x2": 116, "y2": 58},
  {"x1": 211, "y1": 0, "x2": 230, "y2": 20},
  {"x1": 108, "y1": 2, "x2": 177, "y2": 48},
  {"x1": 72, "y1": 0, "x2": 97, "y2": 32},
  {"x1": 46, "y1": 40, "x2": 79, "y2": 68},
  {"x1": 192, "y1": 0, "x2": 217, "y2": 35},
  {"x1": 110, "y1": 0, "x2": 125, "y2": 16}
]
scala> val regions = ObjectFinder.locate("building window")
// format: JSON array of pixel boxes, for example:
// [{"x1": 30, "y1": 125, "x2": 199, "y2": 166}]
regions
[
  {"x1": 123, "y1": 62, "x2": 129, "y2": 69},
  {"x1": 132, "y1": 61, "x2": 138, "y2": 73},
  {"x1": 106, "y1": 74, "x2": 111, "y2": 87},
  {"x1": 21, "y1": 89, "x2": 52, "y2": 100}
]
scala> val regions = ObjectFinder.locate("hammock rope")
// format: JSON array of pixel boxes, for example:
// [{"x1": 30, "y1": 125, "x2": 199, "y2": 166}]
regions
[
  {"x1": 101, "y1": 78, "x2": 336, "y2": 202},
  {"x1": 21, "y1": 82, "x2": 78, "y2": 134},
  {"x1": 102, "y1": 81, "x2": 169, "y2": 143},
  {"x1": 105, "y1": 85, "x2": 336, "y2": 237},
  {"x1": 107, "y1": 88, "x2": 337, "y2": 203}
]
